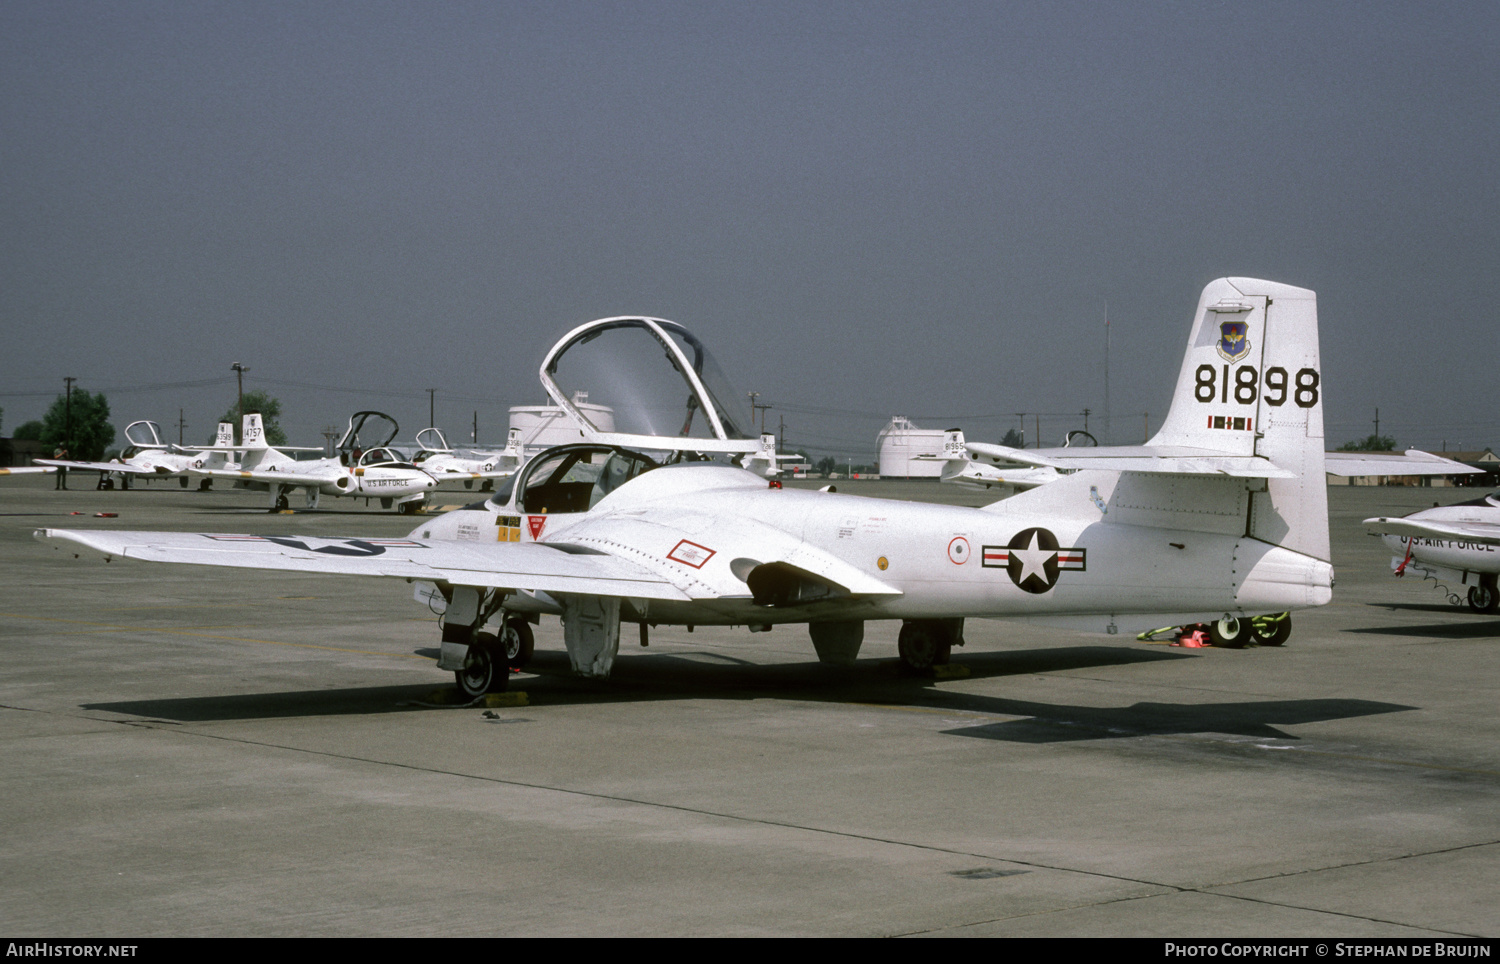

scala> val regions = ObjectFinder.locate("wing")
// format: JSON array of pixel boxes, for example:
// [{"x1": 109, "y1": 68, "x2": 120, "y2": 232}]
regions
[
  {"x1": 35, "y1": 529, "x2": 691, "y2": 600},
  {"x1": 1, "y1": 466, "x2": 56, "y2": 475},
  {"x1": 1326, "y1": 449, "x2": 1481, "y2": 477},
  {"x1": 424, "y1": 467, "x2": 517, "y2": 480},
  {"x1": 192, "y1": 467, "x2": 336, "y2": 487},
  {"x1": 34, "y1": 459, "x2": 173, "y2": 475},
  {"x1": 1363, "y1": 517, "x2": 1500, "y2": 547}
]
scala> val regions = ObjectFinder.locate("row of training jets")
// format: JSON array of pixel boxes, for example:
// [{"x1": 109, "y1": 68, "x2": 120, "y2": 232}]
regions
[
  {"x1": 28, "y1": 278, "x2": 1500, "y2": 699},
  {"x1": 25, "y1": 412, "x2": 526, "y2": 512}
]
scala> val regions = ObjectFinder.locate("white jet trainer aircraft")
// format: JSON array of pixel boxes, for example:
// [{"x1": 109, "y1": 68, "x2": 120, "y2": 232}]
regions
[
  {"x1": 39, "y1": 279, "x2": 1338, "y2": 698},
  {"x1": 1364, "y1": 490, "x2": 1500, "y2": 613},
  {"x1": 193, "y1": 411, "x2": 437, "y2": 513},
  {"x1": 36, "y1": 420, "x2": 240, "y2": 489},
  {"x1": 412, "y1": 427, "x2": 525, "y2": 491}
]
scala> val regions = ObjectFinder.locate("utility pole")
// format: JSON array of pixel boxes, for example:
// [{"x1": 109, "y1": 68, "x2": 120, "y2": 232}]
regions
[
  {"x1": 230, "y1": 363, "x2": 249, "y2": 441},
  {"x1": 178, "y1": 408, "x2": 187, "y2": 446},
  {"x1": 1373, "y1": 407, "x2": 1380, "y2": 442},
  {"x1": 426, "y1": 389, "x2": 436, "y2": 428},
  {"x1": 62, "y1": 376, "x2": 76, "y2": 449},
  {"x1": 748, "y1": 392, "x2": 773, "y2": 433},
  {"x1": 1083, "y1": 407, "x2": 1091, "y2": 434}
]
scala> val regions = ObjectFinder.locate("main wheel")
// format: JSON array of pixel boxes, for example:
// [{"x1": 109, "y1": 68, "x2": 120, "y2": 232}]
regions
[
  {"x1": 499, "y1": 619, "x2": 534, "y2": 668},
  {"x1": 1209, "y1": 616, "x2": 1253, "y2": 648},
  {"x1": 179, "y1": 477, "x2": 189, "y2": 488},
  {"x1": 898, "y1": 622, "x2": 944, "y2": 670},
  {"x1": 274, "y1": 492, "x2": 290, "y2": 510},
  {"x1": 454, "y1": 639, "x2": 505, "y2": 698},
  {"x1": 1469, "y1": 576, "x2": 1499, "y2": 614},
  {"x1": 1251, "y1": 613, "x2": 1292, "y2": 646}
]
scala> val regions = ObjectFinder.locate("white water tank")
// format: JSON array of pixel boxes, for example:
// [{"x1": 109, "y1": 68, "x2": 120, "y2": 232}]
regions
[
  {"x1": 508, "y1": 392, "x2": 616, "y2": 453},
  {"x1": 877, "y1": 416, "x2": 945, "y2": 478}
]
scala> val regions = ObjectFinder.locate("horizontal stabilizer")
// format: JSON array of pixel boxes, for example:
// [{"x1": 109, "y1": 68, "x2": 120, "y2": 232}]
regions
[
  {"x1": 1326, "y1": 450, "x2": 1481, "y2": 477},
  {"x1": 963, "y1": 441, "x2": 1295, "y2": 479}
]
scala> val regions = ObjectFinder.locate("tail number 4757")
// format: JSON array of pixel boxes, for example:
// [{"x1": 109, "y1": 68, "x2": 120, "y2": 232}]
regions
[{"x1": 1194, "y1": 365, "x2": 1319, "y2": 408}]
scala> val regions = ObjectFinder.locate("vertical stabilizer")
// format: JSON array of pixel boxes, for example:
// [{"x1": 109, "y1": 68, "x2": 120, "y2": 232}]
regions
[
  {"x1": 241, "y1": 413, "x2": 268, "y2": 449},
  {"x1": 214, "y1": 422, "x2": 234, "y2": 448},
  {"x1": 1150, "y1": 278, "x2": 1328, "y2": 560}
]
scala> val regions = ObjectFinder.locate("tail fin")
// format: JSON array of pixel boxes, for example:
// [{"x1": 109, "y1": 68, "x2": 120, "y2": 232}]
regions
[
  {"x1": 214, "y1": 422, "x2": 234, "y2": 448},
  {"x1": 1150, "y1": 278, "x2": 1327, "y2": 559},
  {"x1": 242, "y1": 413, "x2": 268, "y2": 450}
]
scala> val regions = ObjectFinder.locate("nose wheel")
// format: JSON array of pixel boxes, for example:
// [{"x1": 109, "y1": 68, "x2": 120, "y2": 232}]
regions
[{"x1": 1469, "y1": 576, "x2": 1499, "y2": 614}]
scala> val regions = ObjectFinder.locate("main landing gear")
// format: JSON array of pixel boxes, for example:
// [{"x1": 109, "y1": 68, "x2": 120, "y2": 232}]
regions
[{"x1": 897, "y1": 618, "x2": 964, "y2": 672}]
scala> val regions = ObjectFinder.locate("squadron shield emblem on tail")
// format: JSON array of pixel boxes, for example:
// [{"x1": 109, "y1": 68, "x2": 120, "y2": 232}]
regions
[{"x1": 1216, "y1": 320, "x2": 1251, "y2": 362}]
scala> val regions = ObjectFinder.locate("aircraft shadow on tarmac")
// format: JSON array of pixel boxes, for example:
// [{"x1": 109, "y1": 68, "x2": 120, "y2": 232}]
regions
[
  {"x1": 1344, "y1": 619, "x2": 1500, "y2": 639},
  {"x1": 81, "y1": 645, "x2": 1416, "y2": 743}
]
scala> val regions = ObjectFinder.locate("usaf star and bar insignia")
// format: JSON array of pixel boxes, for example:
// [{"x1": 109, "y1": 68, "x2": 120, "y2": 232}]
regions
[{"x1": 982, "y1": 527, "x2": 1086, "y2": 594}]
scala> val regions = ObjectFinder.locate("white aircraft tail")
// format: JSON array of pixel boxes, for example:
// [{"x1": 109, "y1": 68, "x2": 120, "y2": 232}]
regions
[
  {"x1": 998, "y1": 278, "x2": 1329, "y2": 562},
  {"x1": 214, "y1": 422, "x2": 234, "y2": 448},
  {"x1": 242, "y1": 413, "x2": 268, "y2": 449},
  {"x1": 1147, "y1": 277, "x2": 1327, "y2": 559}
]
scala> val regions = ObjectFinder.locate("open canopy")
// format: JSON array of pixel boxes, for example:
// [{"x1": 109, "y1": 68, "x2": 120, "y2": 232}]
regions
[{"x1": 539, "y1": 317, "x2": 759, "y2": 455}]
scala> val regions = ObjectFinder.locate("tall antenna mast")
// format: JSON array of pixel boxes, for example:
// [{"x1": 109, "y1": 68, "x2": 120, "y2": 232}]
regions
[{"x1": 1103, "y1": 299, "x2": 1111, "y2": 445}]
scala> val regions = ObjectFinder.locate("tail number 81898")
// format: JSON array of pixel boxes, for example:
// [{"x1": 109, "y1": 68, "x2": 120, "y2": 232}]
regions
[{"x1": 1194, "y1": 365, "x2": 1319, "y2": 408}]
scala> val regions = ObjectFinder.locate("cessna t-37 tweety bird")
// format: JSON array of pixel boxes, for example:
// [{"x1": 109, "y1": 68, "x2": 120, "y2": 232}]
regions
[
  {"x1": 36, "y1": 420, "x2": 240, "y2": 490},
  {"x1": 192, "y1": 411, "x2": 437, "y2": 513},
  {"x1": 412, "y1": 427, "x2": 525, "y2": 491},
  {"x1": 1364, "y1": 489, "x2": 1500, "y2": 613},
  {"x1": 39, "y1": 279, "x2": 1340, "y2": 697}
]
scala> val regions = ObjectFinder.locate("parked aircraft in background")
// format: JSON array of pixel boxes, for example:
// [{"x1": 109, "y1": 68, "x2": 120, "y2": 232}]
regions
[
  {"x1": 413, "y1": 427, "x2": 525, "y2": 490},
  {"x1": 41, "y1": 279, "x2": 1343, "y2": 698},
  {"x1": 36, "y1": 421, "x2": 240, "y2": 490},
  {"x1": 1365, "y1": 491, "x2": 1500, "y2": 612},
  {"x1": 192, "y1": 411, "x2": 436, "y2": 513},
  {"x1": 919, "y1": 429, "x2": 1061, "y2": 494}
]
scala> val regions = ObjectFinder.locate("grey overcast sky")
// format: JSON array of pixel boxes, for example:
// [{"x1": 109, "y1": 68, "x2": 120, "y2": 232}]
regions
[{"x1": 2, "y1": 1, "x2": 1496, "y2": 458}]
